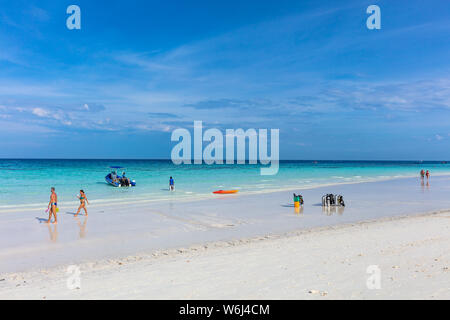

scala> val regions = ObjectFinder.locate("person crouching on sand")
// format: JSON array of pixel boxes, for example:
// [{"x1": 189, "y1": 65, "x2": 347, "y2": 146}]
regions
[
  {"x1": 47, "y1": 187, "x2": 58, "y2": 224},
  {"x1": 75, "y1": 190, "x2": 89, "y2": 217}
]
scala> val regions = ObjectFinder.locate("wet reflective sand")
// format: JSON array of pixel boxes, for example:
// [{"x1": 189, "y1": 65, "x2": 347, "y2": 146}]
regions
[{"x1": 0, "y1": 175, "x2": 449, "y2": 273}]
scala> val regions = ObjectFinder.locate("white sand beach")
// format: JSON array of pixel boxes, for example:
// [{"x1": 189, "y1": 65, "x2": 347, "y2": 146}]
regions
[
  {"x1": 0, "y1": 210, "x2": 449, "y2": 299},
  {"x1": 1, "y1": 0, "x2": 449, "y2": 302},
  {"x1": 0, "y1": 176, "x2": 449, "y2": 299}
]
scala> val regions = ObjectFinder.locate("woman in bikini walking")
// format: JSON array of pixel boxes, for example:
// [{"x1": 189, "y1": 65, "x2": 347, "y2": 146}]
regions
[{"x1": 75, "y1": 190, "x2": 89, "y2": 217}]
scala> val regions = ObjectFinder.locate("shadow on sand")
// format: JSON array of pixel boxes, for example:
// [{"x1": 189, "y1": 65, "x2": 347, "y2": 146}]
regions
[{"x1": 35, "y1": 217, "x2": 48, "y2": 223}]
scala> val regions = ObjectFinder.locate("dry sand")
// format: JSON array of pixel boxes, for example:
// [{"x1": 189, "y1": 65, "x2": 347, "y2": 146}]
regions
[{"x1": 1, "y1": 210, "x2": 449, "y2": 299}]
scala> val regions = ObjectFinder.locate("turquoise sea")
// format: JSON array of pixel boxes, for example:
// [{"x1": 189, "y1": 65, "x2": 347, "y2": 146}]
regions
[{"x1": 0, "y1": 160, "x2": 449, "y2": 209}]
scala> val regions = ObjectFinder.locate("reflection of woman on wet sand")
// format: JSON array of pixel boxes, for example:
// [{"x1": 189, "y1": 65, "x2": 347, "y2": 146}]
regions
[
  {"x1": 75, "y1": 216, "x2": 88, "y2": 239},
  {"x1": 75, "y1": 190, "x2": 89, "y2": 217}
]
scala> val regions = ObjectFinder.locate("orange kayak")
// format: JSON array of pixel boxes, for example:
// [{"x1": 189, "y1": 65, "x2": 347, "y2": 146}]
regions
[{"x1": 213, "y1": 190, "x2": 239, "y2": 194}]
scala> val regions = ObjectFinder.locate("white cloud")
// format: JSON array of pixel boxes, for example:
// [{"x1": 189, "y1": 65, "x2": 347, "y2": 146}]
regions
[{"x1": 32, "y1": 107, "x2": 50, "y2": 117}]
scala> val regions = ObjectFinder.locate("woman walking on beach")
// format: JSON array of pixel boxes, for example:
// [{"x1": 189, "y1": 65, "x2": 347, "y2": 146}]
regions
[
  {"x1": 420, "y1": 169, "x2": 425, "y2": 180},
  {"x1": 426, "y1": 170, "x2": 430, "y2": 180},
  {"x1": 75, "y1": 190, "x2": 89, "y2": 217}
]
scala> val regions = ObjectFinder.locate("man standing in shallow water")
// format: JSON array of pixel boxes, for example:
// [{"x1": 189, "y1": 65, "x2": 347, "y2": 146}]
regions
[
  {"x1": 169, "y1": 176, "x2": 175, "y2": 191},
  {"x1": 47, "y1": 187, "x2": 58, "y2": 224}
]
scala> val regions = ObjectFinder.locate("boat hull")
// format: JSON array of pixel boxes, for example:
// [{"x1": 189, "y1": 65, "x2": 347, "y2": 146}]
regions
[{"x1": 105, "y1": 174, "x2": 136, "y2": 187}]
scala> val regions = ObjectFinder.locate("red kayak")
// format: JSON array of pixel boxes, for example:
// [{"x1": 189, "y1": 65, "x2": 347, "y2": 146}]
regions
[{"x1": 213, "y1": 190, "x2": 239, "y2": 194}]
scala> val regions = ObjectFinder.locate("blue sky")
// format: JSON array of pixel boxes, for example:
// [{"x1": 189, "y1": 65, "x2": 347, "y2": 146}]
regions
[{"x1": 0, "y1": 0, "x2": 449, "y2": 159}]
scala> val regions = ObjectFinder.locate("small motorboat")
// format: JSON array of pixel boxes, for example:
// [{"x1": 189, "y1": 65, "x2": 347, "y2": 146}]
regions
[{"x1": 105, "y1": 166, "x2": 136, "y2": 187}]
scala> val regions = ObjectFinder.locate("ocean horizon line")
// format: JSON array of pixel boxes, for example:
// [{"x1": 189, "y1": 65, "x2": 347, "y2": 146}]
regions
[{"x1": 0, "y1": 158, "x2": 449, "y2": 163}]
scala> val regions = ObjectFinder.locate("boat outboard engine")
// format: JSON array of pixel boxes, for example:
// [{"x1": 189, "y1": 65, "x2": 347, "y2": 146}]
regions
[
  {"x1": 328, "y1": 194, "x2": 335, "y2": 206},
  {"x1": 322, "y1": 195, "x2": 327, "y2": 206},
  {"x1": 336, "y1": 195, "x2": 345, "y2": 207},
  {"x1": 299, "y1": 194, "x2": 304, "y2": 205},
  {"x1": 322, "y1": 194, "x2": 344, "y2": 207},
  {"x1": 322, "y1": 194, "x2": 331, "y2": 206}
]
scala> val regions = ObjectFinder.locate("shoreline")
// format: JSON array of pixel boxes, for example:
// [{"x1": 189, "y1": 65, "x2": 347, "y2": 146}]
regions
[
  {"x1": 1, "y1": 175, "x2": 450, "y2": 274},
  {"x1": 1, "y1": 173, "x2": 447, "y2": 213},
  {"x1": 0, "y1": 172, "x2": 450, "y2": 214},
  {"x1": 1, "y1": 209, "x2": 448, "y2": 299}
]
